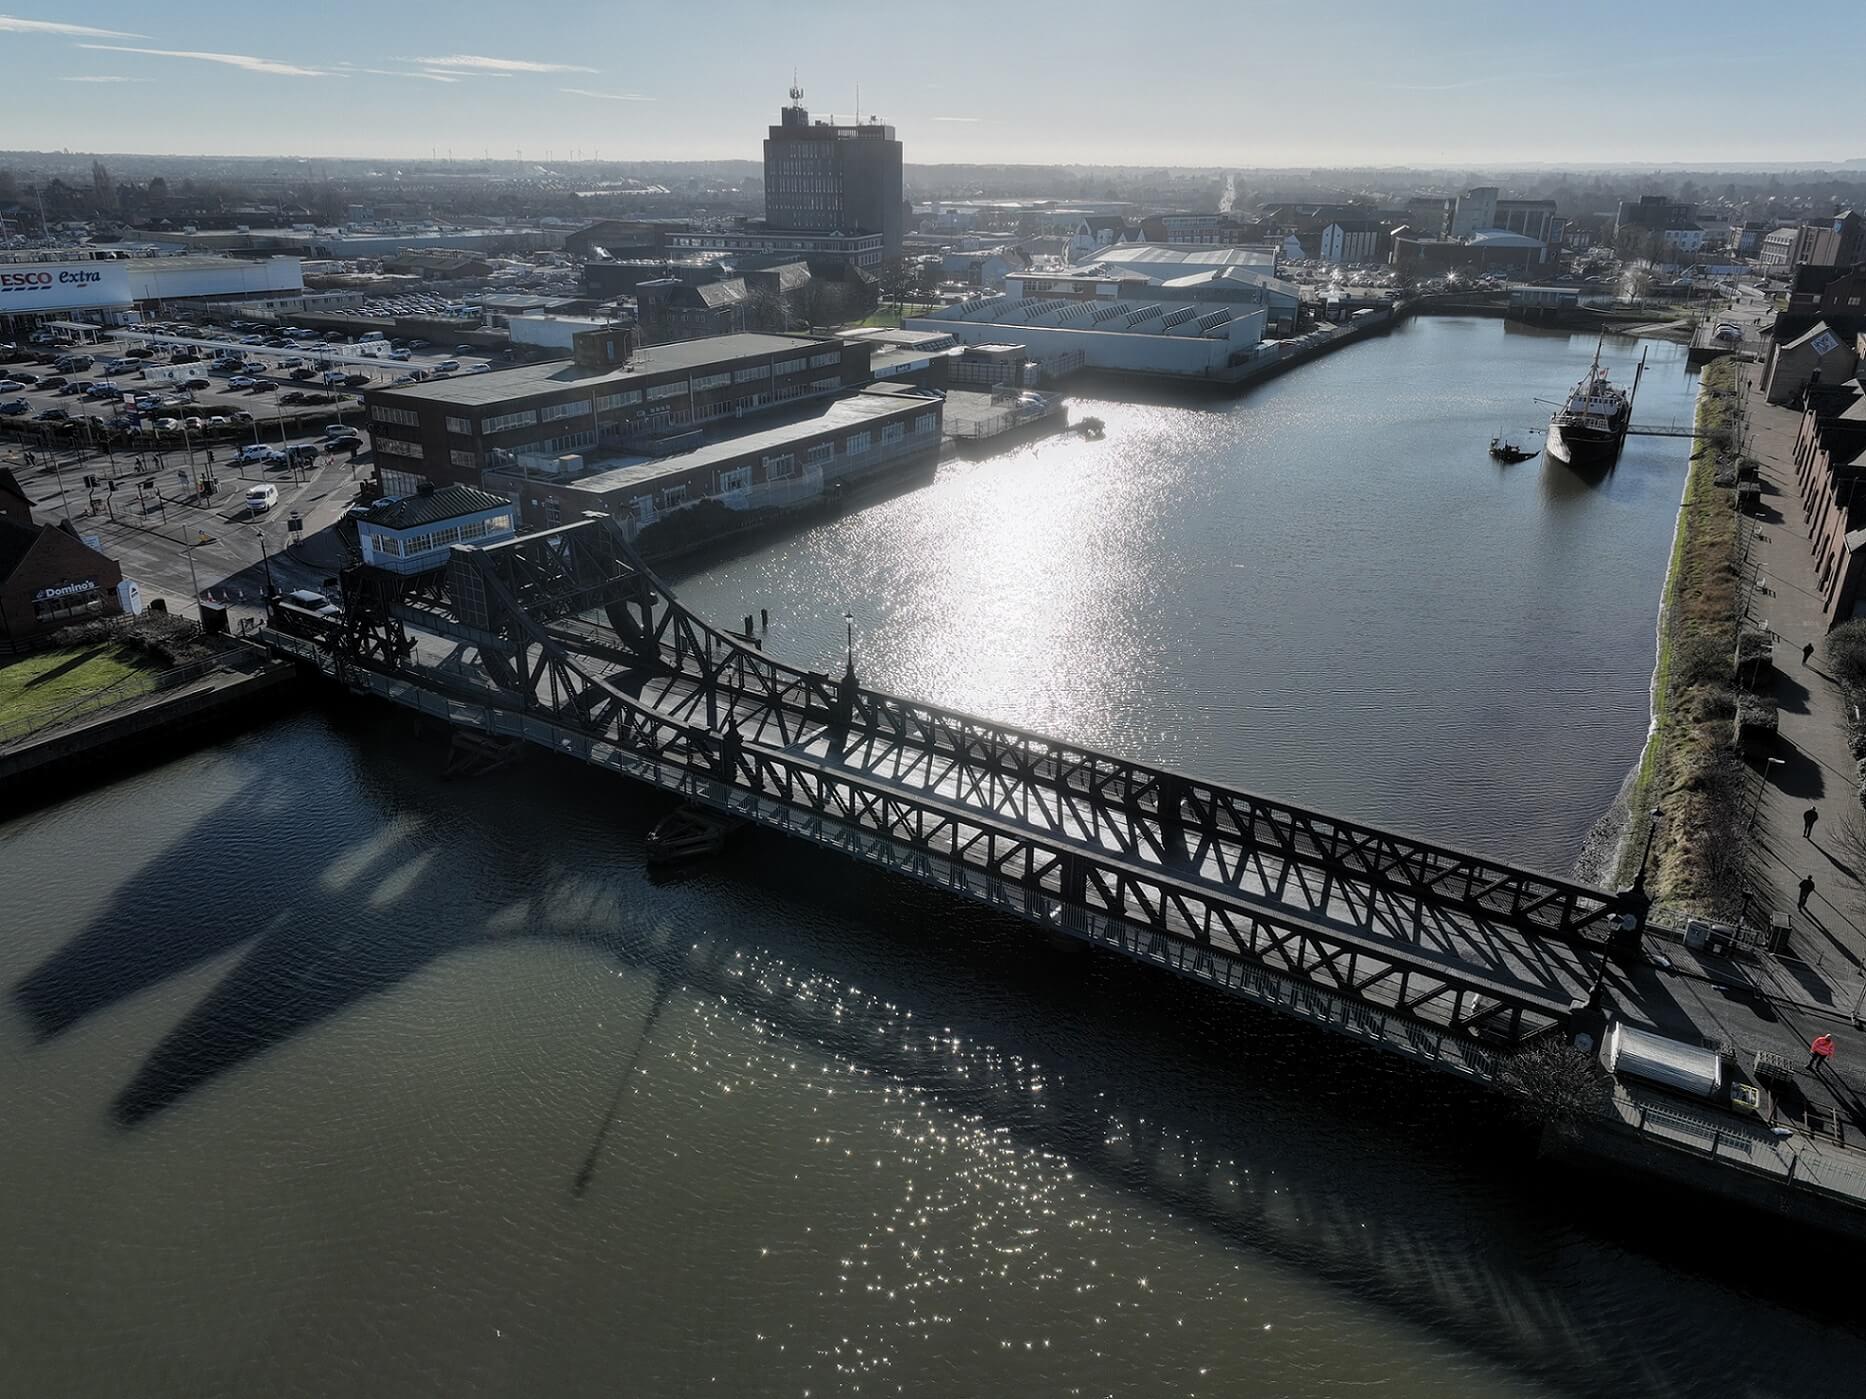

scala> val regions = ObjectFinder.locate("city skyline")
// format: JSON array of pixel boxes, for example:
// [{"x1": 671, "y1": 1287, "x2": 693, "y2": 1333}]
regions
[{"x1": 3, "y1": 0, "x2": 1863, "y2": 168}]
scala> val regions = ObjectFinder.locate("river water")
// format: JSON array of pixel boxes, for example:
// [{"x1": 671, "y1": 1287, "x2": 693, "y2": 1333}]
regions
[{"x1": 4, "y1": 318, "x2": 1859, "y2": 1397}]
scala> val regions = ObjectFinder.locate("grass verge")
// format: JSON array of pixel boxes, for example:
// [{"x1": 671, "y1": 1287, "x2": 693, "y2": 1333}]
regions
[
  {"x1": 1614, "y1": 356, "x2": 1747, "y2": 912},
  {"x1": 845, "y1": 303, "x2": 937, "y2": 330},
  {"x1": 0, "y1": 643, "x2": 146, "y2": 735}
]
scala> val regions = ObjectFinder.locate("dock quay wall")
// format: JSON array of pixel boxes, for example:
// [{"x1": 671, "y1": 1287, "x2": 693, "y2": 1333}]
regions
[{"x1": 0, "y1": 654, "x2": 298, "y2": 801}]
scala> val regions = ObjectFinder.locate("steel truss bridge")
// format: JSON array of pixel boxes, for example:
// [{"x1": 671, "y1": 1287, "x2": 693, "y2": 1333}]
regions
[{"x1": 265, "y1": 514, "x2": 1641, "y2": 1077}]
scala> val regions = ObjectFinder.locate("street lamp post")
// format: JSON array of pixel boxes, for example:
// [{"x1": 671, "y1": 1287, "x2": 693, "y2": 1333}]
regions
[
  {"x1": 1747, "y1": 756, "x2": 1787, "y2": 831},
  {"x1": 246, "y1": 525, "x2": 276, "y2": 598},
  {"x1": 184, "y1": 542, "x2": 202, "y2": 619}
]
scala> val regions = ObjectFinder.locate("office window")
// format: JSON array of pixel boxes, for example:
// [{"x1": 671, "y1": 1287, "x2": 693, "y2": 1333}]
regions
[
  {"x1": 595, "y1": 389, "x2": 643, "y2": 411},
  {"x1": 805, "y1": 441, "x2": 834, "y2": 465},
  {"x1": 772, "y1": 357, "x2": 807, "y2": 375},
  {"x1": 482, "y1": 409, "x2": 538, "y2": 433},
  {"x1": 646, "y1": 380, "x2": 688, "y2": 402},
  {"x1": 376, "y1": 437, "x2": 424, "y2": 458},
  {"x1": 733, "y1": 365, "x2": 770, "y2": 383},
  {"x1": 661, "y1": 483, "x2": 687, "y2": 509},
  {"x1": 540, "y1": 399, "x2": 592, "y2": 423},
  {"x1": 845, "y1": 431, "x2": 871, "y2": 454},
  {"x1": 371, "y1": 405, "x2": 419, "y2": 428},
  {"x1": 808, "y1": 351, "x2": 841, "y2": 369},
  {"x1": 449, "y1": 450, "x2": 476, "y2": 470},
  {"x1": 692, "y1": 372, "x2": 731, "y2": 391},
  {"x1": 445, "y1": 416, "x2": 472, "y2": 435},
  {"x1": 914, "y1": 413, "x2": 936, "y2": 434},
  {"x1": 882, "y1": 423, "x2": 904, "y2": 444}
]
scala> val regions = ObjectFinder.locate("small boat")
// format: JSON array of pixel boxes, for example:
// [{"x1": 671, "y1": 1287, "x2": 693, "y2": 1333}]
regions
[
  {"x1": 646, "y1": 804, "x2": 743, "y2": 864},
  {"x1": 1489, "y1": 436, "x2": 1536, "y2": 463}
]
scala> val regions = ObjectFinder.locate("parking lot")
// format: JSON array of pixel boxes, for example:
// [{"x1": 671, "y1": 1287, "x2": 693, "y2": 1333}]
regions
[{"x1": 0, "y1": 319, "x2": 505, "y2": 460}]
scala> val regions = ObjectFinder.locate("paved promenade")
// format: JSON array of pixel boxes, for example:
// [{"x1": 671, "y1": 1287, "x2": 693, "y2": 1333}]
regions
[{"x1": 1735, "y1": 358, "x2": 1866, "y2": 991}]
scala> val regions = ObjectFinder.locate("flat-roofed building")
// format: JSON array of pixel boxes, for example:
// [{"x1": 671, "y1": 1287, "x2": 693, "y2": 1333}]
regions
[
  {"x1": 364, "y1": 332, "x2": 873, "y2": 496},
  {"x1": 764, "y1": 84, "x2": 903, "y2": 257},
  {"x1": 484, "y1": 383, "x2": 942, "y2": 540}
]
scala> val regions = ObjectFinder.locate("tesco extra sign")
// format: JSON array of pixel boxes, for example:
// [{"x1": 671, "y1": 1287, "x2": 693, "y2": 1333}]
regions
[{"x1": 0, "y1": 261, "x2": 131, "y2": 312}]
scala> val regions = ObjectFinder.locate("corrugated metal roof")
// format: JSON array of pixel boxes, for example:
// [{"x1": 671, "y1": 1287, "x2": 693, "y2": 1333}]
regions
[{"x1": 1608, "y1": 1021, "x2": 1722, "y2": 1098}]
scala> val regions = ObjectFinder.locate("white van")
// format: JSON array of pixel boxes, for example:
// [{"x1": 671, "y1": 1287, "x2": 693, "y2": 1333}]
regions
[{"x1": 245, "y1": 483, "x2": 279, "y2": 513}]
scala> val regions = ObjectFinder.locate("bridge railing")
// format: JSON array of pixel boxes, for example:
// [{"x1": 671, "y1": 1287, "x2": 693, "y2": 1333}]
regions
[{"x1": 567, "y1": 517, "x2": 1622, "y2": 950}]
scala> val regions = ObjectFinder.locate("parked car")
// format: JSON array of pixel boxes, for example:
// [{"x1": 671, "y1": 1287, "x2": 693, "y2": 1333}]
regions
[
  {"x1": 282, "y1": 586, "x2": 340, "y2": 617},
  {"x1": 231, "y1": 410, "x2": 255, "y2": 425},
  {"x1": 342, "y1": 373, "x2": 371, "y2": 387},
  {"x1": 36, "y1": 407, "x2": 70, "y2": 421},
  {"x1": 0, "y1": 399, "x2": 29, "y2": 417},
  {"x1": 388, "y1": 349, "x2": 411, "y2": 361},
  {"x1": 39, "y1": 375, "x2": 67, "y2": 389},
  {"x1": 466, "y1": 363, "x2": 493, "y2": 374},
  {"x1": 152, "y1": 417, "x2": 179, "y2": 431},
  {"x1": 228, "y1": 376, "x2": 257, "y2": 389},
  {"x1": 284, "y1": 444, "x2": 319, "y2": 466},
  {"x1": 245, "y1": 482, "x2": 280, "y2": 512},
  {"x1": 323, "y1": 424, "x2": 361, "y2": 441},
  {"x1": 435, "y1": 360, "x2": 460, "y2": 373},
  {"x1": 0, "y1": 380, "x2": 26, "y2": 393},
  {"x1": 183, "y1": 377, "x2": 211, "y2": 390}
]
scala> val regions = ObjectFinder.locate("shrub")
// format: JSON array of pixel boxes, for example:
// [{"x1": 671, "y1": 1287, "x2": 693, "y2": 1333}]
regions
[
  {"x1": 1826, "y1": 621, "x2": 1866, "y2": 690},
  {"x1": 1672, "y1": 633, "x2": 1729, "y2": 691}
]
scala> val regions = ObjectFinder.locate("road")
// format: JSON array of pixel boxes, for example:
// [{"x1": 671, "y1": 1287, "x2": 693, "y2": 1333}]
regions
[{"x1": 3, "y1": 429, "x2": 366, "y2": 619}]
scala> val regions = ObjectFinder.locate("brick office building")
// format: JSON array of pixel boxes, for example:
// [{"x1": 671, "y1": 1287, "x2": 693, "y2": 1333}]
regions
[{"x1": 364, "y1": 331, "x2": 875, "y2": 496}]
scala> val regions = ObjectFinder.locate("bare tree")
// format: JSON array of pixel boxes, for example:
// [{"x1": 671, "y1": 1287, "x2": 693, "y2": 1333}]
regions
[{"x1": 1497, "y1": 1040, "x2": 1613, "y2": 1139}]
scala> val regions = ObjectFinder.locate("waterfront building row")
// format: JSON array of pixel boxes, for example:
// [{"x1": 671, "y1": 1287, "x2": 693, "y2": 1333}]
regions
[{"x1": 1791, "y1": 365, "x2": 1866, "y2": 628}]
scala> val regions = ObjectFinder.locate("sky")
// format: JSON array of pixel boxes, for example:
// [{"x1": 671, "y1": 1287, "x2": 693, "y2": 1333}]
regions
[{"x1": 2, "y1": 0, "x2": 1863, "y2": 169}]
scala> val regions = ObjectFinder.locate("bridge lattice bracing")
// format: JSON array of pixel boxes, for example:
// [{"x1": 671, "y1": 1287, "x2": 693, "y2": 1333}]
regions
[{"x1": 283, "y1": 515, "x2": 1625, "y2": 1053}]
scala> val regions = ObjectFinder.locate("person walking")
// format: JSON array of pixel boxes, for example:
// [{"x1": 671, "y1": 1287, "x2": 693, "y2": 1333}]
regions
[
  {"x1": 1798, "y1": 873, "x2": 1816, "y2": 910},
  {"x1": 1803, "y1": 640, "x2": 1816, "y2": 666},
  {"x1": 1804, "y1": 805, "x2": 1820, "y2": 839},
  {"x1": 1809, "y1": 1033, "x2": 1836, "y2": 1071}
]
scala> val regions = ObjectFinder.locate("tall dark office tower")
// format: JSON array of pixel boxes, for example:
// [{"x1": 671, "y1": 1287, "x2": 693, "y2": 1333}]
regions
[{"x1": 763, "y1": 82, "x2": 903, "y2": 259}]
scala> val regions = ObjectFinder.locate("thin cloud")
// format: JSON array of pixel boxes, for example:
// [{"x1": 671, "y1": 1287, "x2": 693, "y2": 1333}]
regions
[
  {"x1": 343, "y1": 66, "x2": 460, "y2": 83},
  {"x1": 410, "y1": 53, "x2": 595, "y2": 73},
  {"x1": 59, "y1": 75, "x2": 153, "y2": 83},
  {"x1": 79, "y1": 44, "x2": 326, "y2": 77},
  {"x1": 561, "y1": 87, "x2": 654, "y2": 102},
  {"x1": 423, "y1": 68, "x2": 513, "y2": 78},
  {"x1": 932, "y1": 116, "x2": 982, "y2": 123},
  {"x1": 0, "y1": 15, "x2": 144, "y2": 38}
]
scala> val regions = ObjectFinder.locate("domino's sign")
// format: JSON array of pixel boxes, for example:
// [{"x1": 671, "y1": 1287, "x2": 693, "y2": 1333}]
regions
[{"x1": 0, "y1": 260, "x2": 132, "y2": 312}]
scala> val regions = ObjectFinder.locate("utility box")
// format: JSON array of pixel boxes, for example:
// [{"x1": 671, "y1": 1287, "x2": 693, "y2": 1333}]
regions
[{"x1": 199, "y1": 601, "x2": 230, "y2": 636}]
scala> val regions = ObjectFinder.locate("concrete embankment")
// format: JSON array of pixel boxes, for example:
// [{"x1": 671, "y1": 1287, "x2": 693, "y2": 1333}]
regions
[{"x1": 0, "y1": 651, "x2": 299, "y2": 803}]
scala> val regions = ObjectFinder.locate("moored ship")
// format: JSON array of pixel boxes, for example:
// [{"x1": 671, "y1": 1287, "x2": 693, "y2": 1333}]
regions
[{"x1": 1546, "y1": 342, "x2": 1644, "y2": 469}]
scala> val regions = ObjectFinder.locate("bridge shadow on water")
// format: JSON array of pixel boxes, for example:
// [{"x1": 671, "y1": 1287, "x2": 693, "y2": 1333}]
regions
[{"x1": 11, "y1": 706, "x2": 1864, "y2": 1397}]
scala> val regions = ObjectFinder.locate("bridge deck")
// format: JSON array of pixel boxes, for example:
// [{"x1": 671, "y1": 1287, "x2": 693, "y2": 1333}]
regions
[{"x1": 387, "y1": 620, "x2": 1598, "y2": 1024}]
